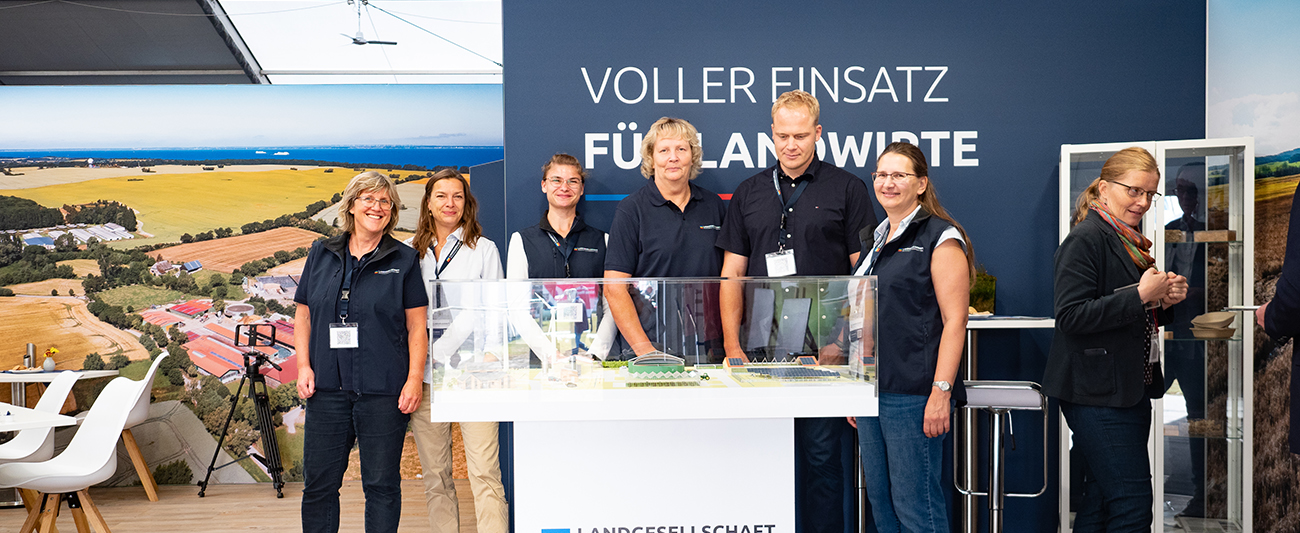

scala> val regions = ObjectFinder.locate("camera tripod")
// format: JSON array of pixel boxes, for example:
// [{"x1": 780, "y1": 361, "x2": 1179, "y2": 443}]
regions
[{"x1": 197, "y1": 344, "x2": 286, "y2": 498}]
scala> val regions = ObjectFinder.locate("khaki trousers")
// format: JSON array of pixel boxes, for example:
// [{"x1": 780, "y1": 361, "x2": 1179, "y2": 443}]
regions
[{"x1": 412, "y1": 384, "x2": 509, "y2": 533}]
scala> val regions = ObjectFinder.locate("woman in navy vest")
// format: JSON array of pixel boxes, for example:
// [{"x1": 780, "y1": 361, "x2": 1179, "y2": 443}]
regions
[
  {"x1": 1043, "y1": 147, "x2": 1187, "y2": 532},
  {"x1": 295, "y1": 172, "x2": 428, "y2": 533},
  {"x1": 849, "y1": 142, "x2": 974, "y2": 533},
  {"x1": 506, "y1": 154, "x2": 614, "y2": 360}
]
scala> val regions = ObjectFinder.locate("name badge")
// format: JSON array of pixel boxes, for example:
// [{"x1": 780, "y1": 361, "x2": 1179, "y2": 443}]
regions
[
  {"x1": 555, "y1": 302, "x2": 583, "y2": 323},
  {"x1": 765, "y1": 249, "x2": 796, "y2": 277},
  {"x1": 1148, "y1": 328, "x2": 1160, "y2": 364},
  {"x1": 329, "y1": 322, "x2": 359, "y2": 349},
  {"x1": 430, "y1": 308, "x2": 452, "y2": 329}
]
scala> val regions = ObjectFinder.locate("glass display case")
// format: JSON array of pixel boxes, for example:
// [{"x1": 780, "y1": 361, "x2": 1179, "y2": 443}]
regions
[
  {"x1": 1058, "y1": 139, "x2": 1255, "y2": 532},
  {"x1": 422, "y1": 276, "x2": 878, "y2": 422},
  {"x1": 421, "y1": 276, "x2": 879, "y2": 532}
]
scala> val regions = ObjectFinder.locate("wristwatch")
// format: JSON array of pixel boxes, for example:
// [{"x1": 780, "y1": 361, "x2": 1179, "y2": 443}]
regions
[{"x1": 932, "y1": 380, "x2": 952, "y2": 392}]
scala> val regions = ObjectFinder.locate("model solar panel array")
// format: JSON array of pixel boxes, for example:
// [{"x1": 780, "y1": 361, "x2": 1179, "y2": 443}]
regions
[{"x1": 745, "y1": 367, "x2": 841, "y2": 380}]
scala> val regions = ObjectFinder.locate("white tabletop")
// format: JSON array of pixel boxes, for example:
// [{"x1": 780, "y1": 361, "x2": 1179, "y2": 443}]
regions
[
  {"x1": 966, "y1": 317, "x2": 1056, "y2": 330},
  {"x1": 0, "y1": 370, "x2": 118, "y2": 383},
  {"x1": 428, "y1": 367, "x2": 878, "y2": 423},
  {"x1": 0, "y1": 402, "x2": 77, "y2": 432}
]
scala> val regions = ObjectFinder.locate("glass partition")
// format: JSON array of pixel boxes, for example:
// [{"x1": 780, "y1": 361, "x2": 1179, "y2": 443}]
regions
[{"x1": 425, "y1": 276, "x2": 877, "y2": 391}]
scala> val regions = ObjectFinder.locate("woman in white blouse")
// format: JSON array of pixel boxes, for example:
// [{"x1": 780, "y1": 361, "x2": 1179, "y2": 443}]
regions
[{"x1": 405, "y1": 169, "x2": 507, "y2": 533}]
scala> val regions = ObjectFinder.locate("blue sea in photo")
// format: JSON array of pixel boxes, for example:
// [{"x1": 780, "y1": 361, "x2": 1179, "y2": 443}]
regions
[{"x1": 0, "y1": 145, "x2": 504, "y2": 169}]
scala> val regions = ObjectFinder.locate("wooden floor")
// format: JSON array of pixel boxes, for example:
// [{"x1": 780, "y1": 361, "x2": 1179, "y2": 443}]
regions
[{"x1": 0, "y1": 480, "x2": 476, "y2": 533}]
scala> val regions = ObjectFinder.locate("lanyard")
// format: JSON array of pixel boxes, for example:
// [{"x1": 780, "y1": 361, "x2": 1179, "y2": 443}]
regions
[
  {"x1": 434, "y1": 239, "x2": 464, "y2": 279},
  {"x1": 339, "y1": 251, "x2": 364, "y2": 321},
  {"x1": 772, "y1": 169, "x2": 810, "y2": 250},
  {"x1": 432, "y1": 239, "x2": 463, "y2": 308},
  {"x1": 547, "y1": 232, "x2": 574, "y2": 277},
  {"x1": 864, "y1": 232, "x2": 888, "y2": 275}
]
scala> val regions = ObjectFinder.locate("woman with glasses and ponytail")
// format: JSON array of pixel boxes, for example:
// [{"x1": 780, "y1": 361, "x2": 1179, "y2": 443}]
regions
[
  {"x1": 1043, "y1": 147, "x2": 1188, "y2": 532},
  {"x1": 848, "y1": 142, "x2": 974, "y2": 533},
  {"x1": 506, "y1": 154, "x2": 616, "y2": 361}
]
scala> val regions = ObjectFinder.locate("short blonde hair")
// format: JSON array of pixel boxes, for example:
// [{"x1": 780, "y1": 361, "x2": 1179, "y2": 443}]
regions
[
  {"x1": 639, "y1": 117, "x2": 703, "y2": 180},
  {"x1": 338, "y1": 171, "x2": 402, "y2": 235},
  {"x1": 772, "y1": 90, "x2": 820, "y2": 124}
]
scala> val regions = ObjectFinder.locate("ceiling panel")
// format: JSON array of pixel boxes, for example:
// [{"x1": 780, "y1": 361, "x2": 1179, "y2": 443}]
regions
[{"x1": 0, "y1": 0, "x2": 260, "y2": 85}]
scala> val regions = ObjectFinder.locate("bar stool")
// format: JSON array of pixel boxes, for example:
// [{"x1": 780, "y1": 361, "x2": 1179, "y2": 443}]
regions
[{"x1": 954, "y1": 381, "x2": 1048, "y2": 533}]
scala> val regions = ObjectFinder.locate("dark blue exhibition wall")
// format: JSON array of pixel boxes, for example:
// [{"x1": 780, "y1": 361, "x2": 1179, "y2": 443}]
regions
[
  {"x1": 500, "y1": 0, "x2": 1204, "y2": 318},
  {"x1": 497, "y1": 3, "x2": 1204, "y2": 529}
]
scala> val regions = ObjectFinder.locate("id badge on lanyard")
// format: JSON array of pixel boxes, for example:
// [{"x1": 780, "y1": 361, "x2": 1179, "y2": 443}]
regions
[
  {"x1": 330, "y1": 322, "x2": 359, "y2": 348},
  {"x1": 769, "y1": 169, "x2": 808, "y2": 277},
  {"x1": 1148, "y1": 310, "x2": 1160, "y2": 364},
  {"x1": 848, "y1": 280, "x2": 868, "y2": 359},
  {"x1": 765, "y1": 249, "x2": 797, "y2": 277},
  {"x1": 430, "y1": 239, "x2": 463, "y2": 329},
  {"x1": 333, "y1": 251, "x2": 361, "y2": 349}
]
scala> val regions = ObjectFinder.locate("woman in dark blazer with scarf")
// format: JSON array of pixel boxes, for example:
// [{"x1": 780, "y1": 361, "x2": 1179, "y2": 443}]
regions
[{"x1": 1043, "y1": 147, "x2": 1188, "y2": 532}]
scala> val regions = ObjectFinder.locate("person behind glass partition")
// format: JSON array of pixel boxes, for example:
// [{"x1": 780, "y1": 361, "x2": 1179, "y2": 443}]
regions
[
  {"x1": 603, "y1": 117, "x2": 726, "y2": 362},
  {"x1": 506, "y1": 154, "x2": 616, "y2": 362},
  {"x1": 294, "y1": 171, "x2": 429, "y2": 533},
  {"x1": 1162, "y1": 163, "x2": 1208, "y2": 517},
  {"x1": 405, "y1": 169, "x2": 508, "y2": 533},
  {"x1": 716, "y1": 89, "x2": 878, "y2": 533},
  {"x1": 847, "y1": 142, "x2": 973, "y2": 533},
  {"x1": 1043, "y1": 147, "x2": 1188, "y2": 532}
]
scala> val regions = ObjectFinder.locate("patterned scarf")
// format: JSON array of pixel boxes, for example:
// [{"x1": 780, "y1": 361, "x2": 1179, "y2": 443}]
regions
[{"x1": 1088, "y1": 199, "x2": 1154, "y2": 270}]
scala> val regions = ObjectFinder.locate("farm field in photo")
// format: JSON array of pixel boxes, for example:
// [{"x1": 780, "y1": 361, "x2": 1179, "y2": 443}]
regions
[
  {"x1": 2, "y1": 260, "x2": 99, "y2": 296},
  {"x1": 0, "y1": 164, "x2": 326, "y2": 190},
  {"x1": 4, "y1": 278, "x2": 84, "y2": 296},
  {"x1": 97, "y1": 285, "x2": 188, "y2": 310},
  {"x1": 266, "y1": 257, "x2": 307, "y2": 277},
  {"x1": 1254, "y1": 175, "x2": 1299, "y2": 280},
  {"x1": 0, "y1": 296, "x2": 148, "y2": 371},
  {"x1": 153, "y1": 227, "x2": 322, "y2": 274},
  {"x1": 190, "y1": 269, "x2": 249, "y2": 300},
  {"x1": 7, "y1": 166, "x2": 351, "y2": 247},
  {"x1": 57, "y1": 259, "x2": 101, "y2": 277}
]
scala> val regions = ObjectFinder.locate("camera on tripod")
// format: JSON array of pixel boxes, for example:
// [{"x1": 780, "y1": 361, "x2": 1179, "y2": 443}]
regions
[{"x1": 197, "y1": 323, "x2": 287, "y2": 498}]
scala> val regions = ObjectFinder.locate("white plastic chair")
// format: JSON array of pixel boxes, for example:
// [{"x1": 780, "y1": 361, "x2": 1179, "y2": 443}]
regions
[
  {"x1": 121, "y1": 353, "x2": 168, "y2": 502},
  {"x1": 0, "y1": 371, "x2": 79, "y2": 464},
  {"x1": 0, "y1": 377, "x2": 138, "y2": 533}
]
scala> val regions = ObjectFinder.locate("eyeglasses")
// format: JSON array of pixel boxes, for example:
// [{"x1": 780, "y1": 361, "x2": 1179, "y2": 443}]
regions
[
  {"x1": 357, "y1": 196, "x2": 394, "y2": 209},
  {"x1": 871, "y1": 172, "x2": 917, "y2": 183},
  {"x1": 546, "y1": 177, "x2": 583, "y2": 188},
  {"x1": 1105, "y1": 180, "x2": 1162, "y2": 201}
]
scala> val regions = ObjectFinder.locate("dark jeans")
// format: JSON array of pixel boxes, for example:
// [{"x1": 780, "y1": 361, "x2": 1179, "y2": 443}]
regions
[
  {"x1": 856, "y1": 392, "x2": 949, "y2": 533},
  {"x1": 795, "y1": 417, "x2": 850, "y2": 533},
  {"x1": 1061, "y1": 399, "x2": 1153, "y2": 533},
  {"x1": 302, "y1": 390, "x2": 410, "y2": 533}
]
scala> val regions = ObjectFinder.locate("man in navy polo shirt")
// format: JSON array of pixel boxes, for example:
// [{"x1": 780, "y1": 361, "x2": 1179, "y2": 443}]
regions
[{"x1": 717, "y1": 90, "x2": 876, "y2": 533}]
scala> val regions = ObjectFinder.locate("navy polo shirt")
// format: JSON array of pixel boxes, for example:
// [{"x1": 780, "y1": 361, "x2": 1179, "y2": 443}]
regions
[
  {"x1": 294, "y1": 233, "x2": 428, "y2": 395},
  {"x1": 605, "y1": 179, "x2": 726, "y2": 277},
  {"x1": 717, "y1": 159, "x2": 876, "y2": 276}
]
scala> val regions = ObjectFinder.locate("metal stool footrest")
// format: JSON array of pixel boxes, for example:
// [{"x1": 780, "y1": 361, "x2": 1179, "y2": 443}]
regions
[{"x1": 954, "y1": 380, "x2": 1048, "y2": 533}]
